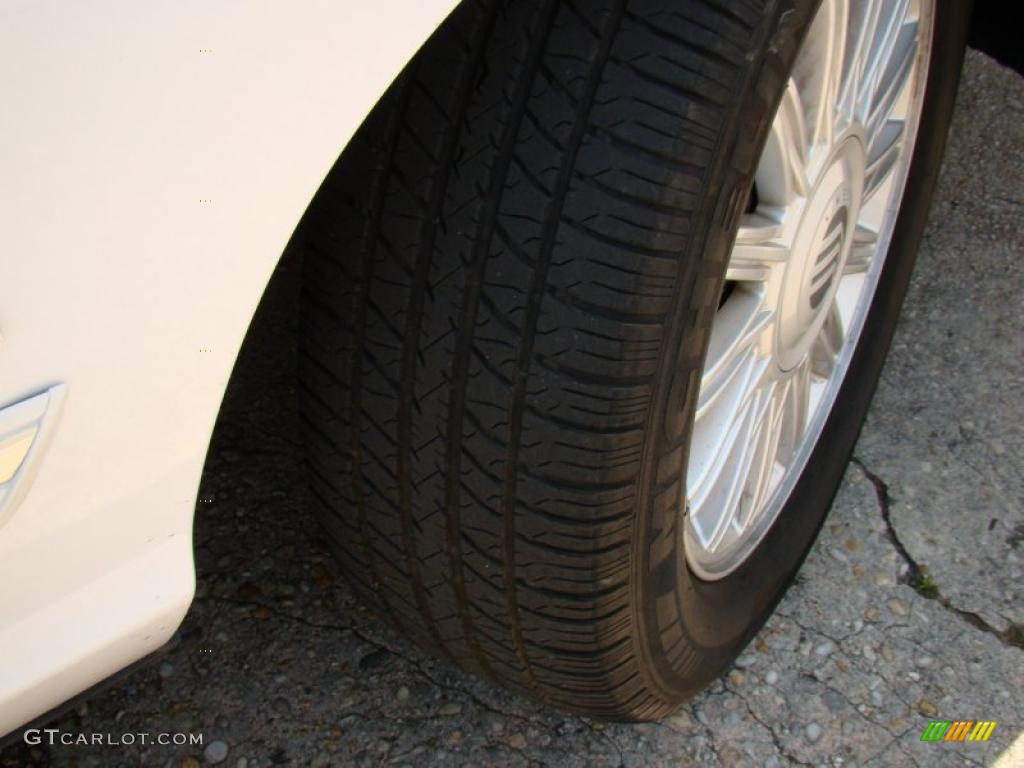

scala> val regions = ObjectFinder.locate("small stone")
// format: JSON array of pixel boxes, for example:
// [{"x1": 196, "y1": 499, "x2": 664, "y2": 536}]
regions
[
  {"x1": 871, "y1": 689, "x2": 884, "y2": 707},
  {"x1": 915, "y1": 656, "x2": 934, "y2": 668},
  {"x1": 249, "y1": 606, "x2": 272, "y2": 620},
  {"x1": 879, "y1": 643, "x2": 895, "y2": 663},
  {"x1": 438, "y1": 701, "x2": 462, "y2": 716},
  {"x1": 158, "y1": 661, "x2": 175, "y2": 679},
  {"x1": 310, "y1": 565, "x2": 334, "y2": 589},
  {"x1": 507, "y1": 733, "x2": 527, "y2": 749},
  {"x1": 271, "y1": 697, "x2": 291, "y2": 716},
  {"x1": 815, "y1": 641, "x2": 835, "y2": 657},
  {"x1": 236, "y1": 582, "x2": 261, "y2": 601},
  {"x1": 358, "y1": 649, "x2": 388, "y2": 670},
  {"x1": 235, "y1": 760, "x2": 248, "y2": 768},
  {"x1": 822, "y1": 690, "x2": 845, "y2": 712},
  {"x1": 727, "y1": 670, "x2": 745, "y2": 687},
  {"x1": 917, "y1": 698, "x2": 938, "y2": 717},
  {"x1": 666, "y1": 710, "x2": 693, "y2": 729},
  {"x1": 863, "y1": 645, "x2": 877, "y2": 662},
  {"x1": 805, "y1": 723, "x2": 824, "y2": 744},
  {"x1": 830, "y1": 547, "x2": 850, "y2": 563},
  {"x1": 204, "y1": 741, "x2": 229, "y2": 764},
  {"x1": 180, "y1": 759, "x2": 201, "y2": 768},
  {"x1": 764, "y1": 670, "x2": 779, "y2": 685},
  {"x1": 864, "y1": 607, "x2": 879, "y2": 622},
  {"x1": 888, "y1": 598, "x2": 908, "y2": 616},
  {"x1": 734, "y1": 654, "x2": 756, "y2": 669},
  {"x1": 167, "y1": 700, "x2": 192, "y2": 716},
  {"x1": 396, "y1": 686, "x2": 410, "y2": 702}
]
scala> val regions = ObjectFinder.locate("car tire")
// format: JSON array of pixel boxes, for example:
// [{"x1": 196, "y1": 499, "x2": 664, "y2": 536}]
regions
[{"x1": 298, "y1": 0, "x2": 969, "y2": 719}]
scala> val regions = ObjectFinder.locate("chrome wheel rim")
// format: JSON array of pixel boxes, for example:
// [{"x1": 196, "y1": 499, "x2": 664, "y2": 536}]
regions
[{"x1": 684, "y1": 0, "x2": 935, "y2": 580}]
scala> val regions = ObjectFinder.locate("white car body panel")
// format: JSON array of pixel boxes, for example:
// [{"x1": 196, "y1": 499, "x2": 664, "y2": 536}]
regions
[{"x1": 0, "y1": 0, "x2": 455, "y2": 736}]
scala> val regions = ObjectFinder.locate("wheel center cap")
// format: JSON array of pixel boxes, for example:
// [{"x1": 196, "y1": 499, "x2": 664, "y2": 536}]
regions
[{"x1": 775, "y1": 135, "x2": 865, "y2": 371}]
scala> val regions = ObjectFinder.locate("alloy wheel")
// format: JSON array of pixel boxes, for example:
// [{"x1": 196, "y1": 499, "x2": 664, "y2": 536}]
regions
[{"x1": 684, "y1": 0, "x2": 935, "y2": 579}]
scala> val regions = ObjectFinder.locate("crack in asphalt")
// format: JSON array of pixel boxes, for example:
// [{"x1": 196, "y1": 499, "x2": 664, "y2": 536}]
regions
[
  {"x1": 730, "y1": 690, "x2": 814, "y2": 767},
  {"x1": 686, "y1": 699, "x2": 726, "y2": 766},
  {"x1": 851, "y1": 457, "x2": 1024, "y2": 651}
]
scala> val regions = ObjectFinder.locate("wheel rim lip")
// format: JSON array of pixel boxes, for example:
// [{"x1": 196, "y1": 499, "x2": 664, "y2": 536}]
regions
[{"x1": 683, "y1": 0, "x2": 935, "y2": 581}]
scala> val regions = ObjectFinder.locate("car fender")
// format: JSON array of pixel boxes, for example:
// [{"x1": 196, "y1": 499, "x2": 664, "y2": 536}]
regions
[{"x1": 0, "y1": 0, "x2": 455, "y2": 736}]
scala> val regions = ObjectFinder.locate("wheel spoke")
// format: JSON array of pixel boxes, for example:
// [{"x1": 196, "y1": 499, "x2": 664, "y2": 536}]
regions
[
  {"x1": 840, "y1": 0, "x2": 911, "y2": 123},
  {"x1": 727, "y1": 213, "x2": 790, "y2": 282},
  {"x1": 698, "y1": 383, "x2": 777, "y2": 552},
  {"x1": 798, "y1": 0, "x2": 849, "y2": 151},
  {"x1": 780, "y1": 359, "x2": 812, "y2": 463},
  {"x1": 690, "y1": 308, "x2": 774, "y2": 511},
  {"x1": 844, "y1": 224, "x2": 878, "y2": 275},
  {"x1": 864, "y1": 119, "x2": 904, "y2": 200},
  {"x1": 742, "y1": 383, "x2": 789, "y2": 525},
  {"x1": 688, "y1": 373, "x2": 765, "y2": 524},
  {"x1": 865, "y1": 20, "x2": 918, "y2": 138},
  {"x1": 736, "y1": 212, "x2": 784, "y2": 243},
  {"x1": 755, "y1": 80, "x2": 811, "y2": 206},
  {"x1": 696, "y1": 290, "x2": 773, "y2": 422},
  {"x1": 811, "y1": 303, "x2": 844, "y2": 378},
  {"x1": 838, "y1": 0, "x2": 882, "y2": 119},
  {"x1": 854, "y1": 0, "x2": 914, "y2": 126}
]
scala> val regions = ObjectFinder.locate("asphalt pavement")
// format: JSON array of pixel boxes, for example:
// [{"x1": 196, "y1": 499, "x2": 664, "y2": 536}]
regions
[{"x1": 1, "y1": 48, "x2": 1022, "y2": 768}]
